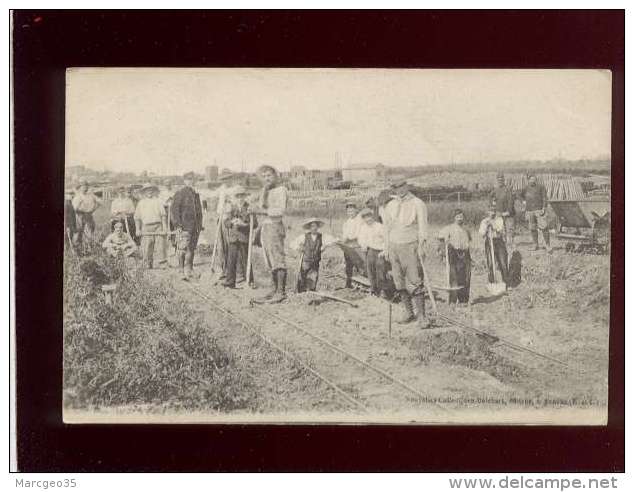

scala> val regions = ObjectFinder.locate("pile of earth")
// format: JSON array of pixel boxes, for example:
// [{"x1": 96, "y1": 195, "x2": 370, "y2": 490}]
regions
[{"x1": 411, "y1": 329, "x2": 525, "y2": 384}]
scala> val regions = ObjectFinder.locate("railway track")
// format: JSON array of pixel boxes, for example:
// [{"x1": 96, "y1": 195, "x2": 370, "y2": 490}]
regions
[
  {"x1": 182, "y1": 282, "x2": 451, "y2": 417},
  {"x1": 324, "y1": 272, "x2": 569, "y2": 368}
]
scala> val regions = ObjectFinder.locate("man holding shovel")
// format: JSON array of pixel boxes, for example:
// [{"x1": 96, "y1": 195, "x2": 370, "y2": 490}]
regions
[
  {"x1": 479, "y1": 201, "x2": 509, "y2": 292},
  {"x1": 381, "y1": 181, "x2": 432, "y2": 329},
  {"x1": 437, "y1": 209, "x2": 472, "y2": 305}
]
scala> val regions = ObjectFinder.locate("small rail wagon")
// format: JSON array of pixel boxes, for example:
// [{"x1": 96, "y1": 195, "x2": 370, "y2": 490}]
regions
[{"x1": 549, "y1": 199, "x2": 611, "y2": 254}]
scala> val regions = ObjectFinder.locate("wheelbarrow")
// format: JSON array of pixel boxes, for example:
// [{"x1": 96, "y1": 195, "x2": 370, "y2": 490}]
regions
[{"x1": 549, "y1": 199, "x2": 611, "y2": 254}]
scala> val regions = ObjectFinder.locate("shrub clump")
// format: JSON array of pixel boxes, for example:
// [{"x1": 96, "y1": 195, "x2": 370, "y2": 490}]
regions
[{"x1": 63, "y1": 252, "x2": 255, "y2": 412}]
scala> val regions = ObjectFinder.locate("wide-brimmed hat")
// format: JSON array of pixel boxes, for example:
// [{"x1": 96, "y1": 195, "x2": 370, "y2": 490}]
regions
[
  {"x1": 302, "y1": 217, "x2": 325, "y2": 230},
  {"x1": 142, "y1": 184, "x2": 159, "y2": 194},
  {"x1": 183, "y1": 171, "x2": 196, "y2": 180},
  {"x1": 359, "y1": 207, "x2": 375, "y2": 218}
]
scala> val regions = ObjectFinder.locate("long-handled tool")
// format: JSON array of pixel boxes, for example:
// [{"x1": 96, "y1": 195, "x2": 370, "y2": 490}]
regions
[
  {"x1": 486, "y1": 229, "x2": 507, "y2": 296},
  {"x1": 416, "y1": 249, "x2": 438, "y2": 314},
  {"x1": 66, "y1": 228, "x2": 76, "y2": 256},
  {"x1": 210, "y1": 199, "x2": 226, "y2": 274},
  {"x1": 294, "y1": 250, "x2": 305, "y2": 293},
  {"x1": 246, "y1": 213, "x2": 255, "y2": 288}
]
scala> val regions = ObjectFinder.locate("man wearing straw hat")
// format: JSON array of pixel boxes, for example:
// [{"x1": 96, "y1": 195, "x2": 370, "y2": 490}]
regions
[
  {"x1": 381, "y1": 180, "x2": 431, "y2": 329},
  {"x1": 291, "y1": 217, "x2": 338, "y2": 293},
  {"x1": 250, "y1": 165, "x2": 289, "y2": 303},
  {"x1": 134, "y1": 184, "x2": 167, "y2": 269},
  {"x1": 490, "y1": 171, "x2": 516, "y2": 250},
  {"x1": 437, "y1": 208, "x2": 472, "y2": 305},
  {"x1": 520, "y1": 174, "x2": 551, "y2": 252},
  {"x1": 171, "y1": 171, "x2": 204, "y2": 280}
]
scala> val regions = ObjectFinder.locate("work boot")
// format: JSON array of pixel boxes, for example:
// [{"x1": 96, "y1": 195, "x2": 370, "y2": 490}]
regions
[
  {"x1": 396, "y1": 291, "x2": 416, "y2": 324},
  {"x1": 345, "y1": 277, "x2": 353, "y2": 289},
  {"x1": 412, "y1": 294, "x2": 431, "y2": 329},
  {"x1": 269, "y1": 269, "x2": 287, "y2": 303}
]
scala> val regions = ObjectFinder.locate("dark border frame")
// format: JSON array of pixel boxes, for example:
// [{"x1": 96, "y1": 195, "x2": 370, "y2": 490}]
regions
[{"x1": 12, "y1": 10, "x2": 625, "y2": 472}]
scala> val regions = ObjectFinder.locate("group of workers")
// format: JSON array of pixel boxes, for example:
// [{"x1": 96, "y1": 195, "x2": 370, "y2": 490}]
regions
[{"x1": 64, "y1": 166, "x2": 551, "y2": 330}]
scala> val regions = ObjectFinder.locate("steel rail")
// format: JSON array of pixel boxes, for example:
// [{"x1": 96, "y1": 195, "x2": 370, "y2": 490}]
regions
[
  {"x1": 325, "y1": 272, "x2": 568, "y2": 368},
  {"x1": 185, "y1": 284, "x2": 369, "y2": 412},
  {"x1": 240, "y1": 295, "x2": 450, "y2": 414}
]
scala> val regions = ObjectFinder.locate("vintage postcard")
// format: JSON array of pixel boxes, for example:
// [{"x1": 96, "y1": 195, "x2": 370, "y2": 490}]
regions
[{"x1": 62, "y1": 68, "x2": 611, "y2": 424}]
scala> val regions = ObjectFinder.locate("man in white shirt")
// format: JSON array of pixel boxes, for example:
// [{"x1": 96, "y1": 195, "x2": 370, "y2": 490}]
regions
[
  {"x1": 251, "y1": 165, "x2": 289, "y2": 303},
  {"x1": 340, "y1": 202, "x2": 364, "y2": 288},
  {"x1": 479, "y1": 201, "x2": 509, "y2": 286},
  {"x1": 72, "y1": 178, "x2": 101, "y2": 250},
  {"x1": 382, "y1": 181, "x2": 431, "y2": 328},
  {"x1": 437, "y1": 209, "x2": 472, "y2": 305},
  {"x1": 134, "y1": 185, "x2": 167, "y2": 269},
  {"x1": 357, "y1": 208, "x2": 392, "y2": 298}
]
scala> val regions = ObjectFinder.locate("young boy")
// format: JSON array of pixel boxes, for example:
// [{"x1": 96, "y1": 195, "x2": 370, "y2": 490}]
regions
[
  {"x1": 134, "y1": 185, "x2": 167, "y2": 269},
  {"x1": 291, "y1": 218, "x2": 337, "y2": 293},
  {"x1": 222, "y1": 186, "x2": 256, "y2": 289},
  {"x1": 102, "y1": 221, "x2": 137, "y2": 258},
  {"x1": 357, "y1": 208, "x2": 392, "y2": 298},
  {"x1": 479, "y1": 201, "x2": 509, "y2": 286},
  {"x1": 437, "y1": 209, "x2": 472, "y2": 305},
  {"x1": 340, "y1": 202, "x2": 365, "y2": 287}
]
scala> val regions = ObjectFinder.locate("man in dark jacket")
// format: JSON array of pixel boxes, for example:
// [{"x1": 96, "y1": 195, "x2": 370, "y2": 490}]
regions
[{"x1": 171, "y1": 171, "x2": 204, "y2": 280}]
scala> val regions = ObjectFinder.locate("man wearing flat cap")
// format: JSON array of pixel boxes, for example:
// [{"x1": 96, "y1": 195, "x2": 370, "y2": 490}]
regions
[
  {"x1": 171, "y1": 171, "x2": 204, "y2": 280},
  {"x1": 381, "y1": 180, "x2": 431, "y2": 329}
]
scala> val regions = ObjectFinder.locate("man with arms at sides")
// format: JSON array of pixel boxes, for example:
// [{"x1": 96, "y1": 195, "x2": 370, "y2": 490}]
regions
[{"x1": 171, "y1": 172, "x2": 204, "y2": 280}]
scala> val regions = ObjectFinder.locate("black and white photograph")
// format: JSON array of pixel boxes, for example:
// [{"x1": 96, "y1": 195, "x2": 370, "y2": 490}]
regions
[{"x1": 62, "y1": 68, "x2": 612, "y2": 425}]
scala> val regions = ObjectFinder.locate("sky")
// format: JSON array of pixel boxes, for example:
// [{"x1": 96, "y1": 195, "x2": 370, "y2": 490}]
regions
[{"x1": 66, "y1": 68, "x2": 612, "y2": 174}]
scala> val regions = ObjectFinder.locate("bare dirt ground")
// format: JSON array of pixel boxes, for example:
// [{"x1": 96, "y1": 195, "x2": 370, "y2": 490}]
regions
[{"x1": 131, "y1": 211, "x2": 609, "y2": 424}]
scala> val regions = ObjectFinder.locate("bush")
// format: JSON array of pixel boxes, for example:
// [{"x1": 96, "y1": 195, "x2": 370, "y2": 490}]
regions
[{"x1": 63, "y1": 251, "x2": 255, "y2": 411}]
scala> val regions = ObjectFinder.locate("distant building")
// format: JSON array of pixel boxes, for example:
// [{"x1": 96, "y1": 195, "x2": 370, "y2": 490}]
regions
[
  {"x1": 285, "y1": 167, "x2": 340, "y2": 190},
  {"x1": 205, "y1": 165, "x2": 219, "y2": 182},
  {"x1": 342, "y1": 163, "x2": 386, "y2": 183}
]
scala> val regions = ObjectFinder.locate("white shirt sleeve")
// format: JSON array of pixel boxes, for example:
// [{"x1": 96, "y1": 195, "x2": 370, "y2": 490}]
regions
[{"x1": 415, "y1": 199, "x2": 428, "y2": 242}]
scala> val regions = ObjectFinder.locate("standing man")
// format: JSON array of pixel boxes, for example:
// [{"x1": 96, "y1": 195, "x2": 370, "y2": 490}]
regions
[
  {"x1": 437, "y1": 209, "x2": 472, "y2": 305},
  {"x1": 222, "y1": 186, "x2": 256, "y2": 289},
  {"x1": 251, "y1": 165, "x2": 288, "y2": 303},
  {"x1": 340, "y1": 202, "x2": 364, "y2": 288},
  {"x1": 479, "y1": 202, "x2": 509, "y2": 285},
  {"x1": 171, "y1": 171, "x2": 204, "y2": 280},
  {"x1": 72, "y1": 178, "x2": 101, "y2": 250},
  {"x1": 134, "y1": 185, "x2": 167, "y2": 269},
  {"x1": 490, "y1": 171, "x2": 516, "y2": 249},
  {"x1": 520, "y1": 174, "x2": 551, "y2": 252},
  {"x1": 64, "y1": 190, "x2": 77, "y2": 250},
  {"x1": 381, "y1": 181, "x2": 431, "y2": 329},
  {"x1": 357, "y1": 208, "x2": 391, "y2": 298}
]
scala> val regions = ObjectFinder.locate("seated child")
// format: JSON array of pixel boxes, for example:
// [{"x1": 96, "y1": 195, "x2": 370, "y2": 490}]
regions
[
  {"x1": 291, "y1": 218, "x2": 337, "y2": 292},
  {"x1": 102, "y1": 221, "x2": 137, "y2": 258},
  {"x1": 357, "y1": 208, "x2": 393, "y2": 298}
]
